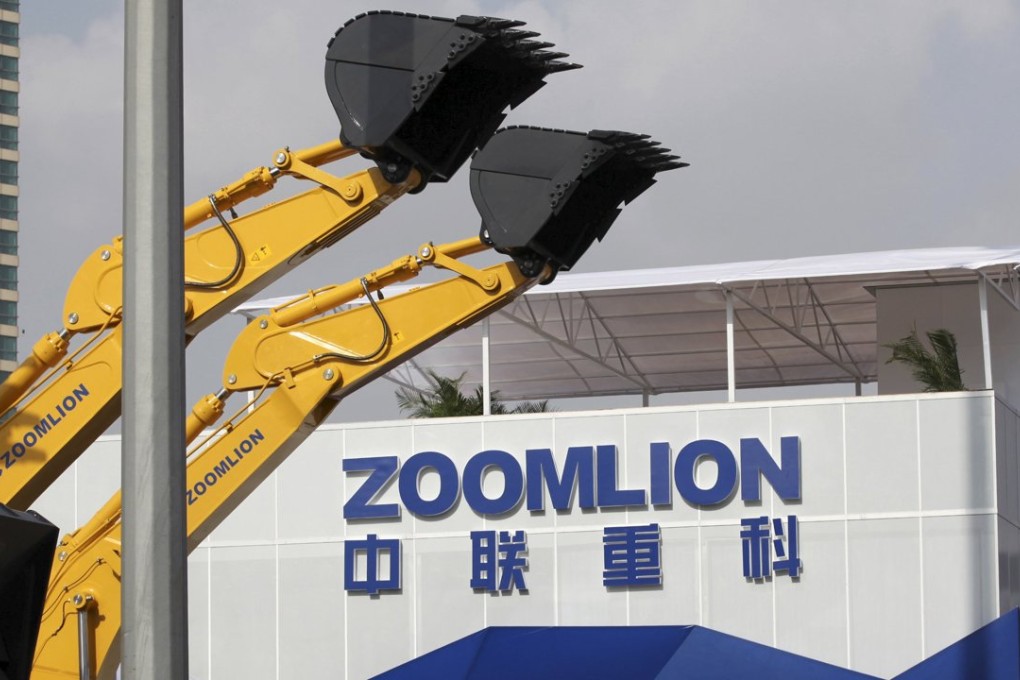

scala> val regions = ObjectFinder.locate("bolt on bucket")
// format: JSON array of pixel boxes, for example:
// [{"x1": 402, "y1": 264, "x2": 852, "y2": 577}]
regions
[
  {"x1": 470, "y1": 127, "x2": 688, "y2": 276},
  {"x1": 325, "y1": 11, "x2": 580, "y2": 184}
]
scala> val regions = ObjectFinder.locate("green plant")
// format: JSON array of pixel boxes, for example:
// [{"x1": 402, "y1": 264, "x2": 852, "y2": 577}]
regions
[
  {"x1": 395, "y1": 370, "x2": 550, "y2": 418},
  {"x1": 883, "y1": 327, "x2": 966, "y2": 392}
]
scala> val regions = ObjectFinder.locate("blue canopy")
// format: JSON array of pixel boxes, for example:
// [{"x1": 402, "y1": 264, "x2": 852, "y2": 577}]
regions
[
  {"x1": 895, "y1": 609, "x2": 1020, "y2": 680},
  {"x1": 374, "y1": 625, "x2": 877, "y2": 679}
]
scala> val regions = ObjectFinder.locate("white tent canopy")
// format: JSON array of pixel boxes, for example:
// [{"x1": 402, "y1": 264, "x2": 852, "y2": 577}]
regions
[{"x1": 233, "y1": 246, "x2": 1020, "y2": 402}]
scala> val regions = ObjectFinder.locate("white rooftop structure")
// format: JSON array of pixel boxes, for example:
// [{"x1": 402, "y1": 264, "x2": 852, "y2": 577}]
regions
[{"x1": 234, "y1": 246, "x2": 1020, "y2": 402}]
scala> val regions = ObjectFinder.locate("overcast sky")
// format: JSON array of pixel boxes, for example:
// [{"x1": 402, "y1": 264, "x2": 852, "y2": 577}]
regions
[{"x1": 16, "y1": 1, "x2": 1020, "y2": 422}]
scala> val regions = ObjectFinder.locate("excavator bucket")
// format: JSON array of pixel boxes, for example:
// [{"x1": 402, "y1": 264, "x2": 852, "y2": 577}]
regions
[
  {"x1": 325, "y1": 11, "x2": 580, "y2": 184},
  {"x1": 0, "y1": 506, "x2": 58, "y2": 680},
  {"x1": 470, "y1": 126, "x2": 688, "y2": 276}
]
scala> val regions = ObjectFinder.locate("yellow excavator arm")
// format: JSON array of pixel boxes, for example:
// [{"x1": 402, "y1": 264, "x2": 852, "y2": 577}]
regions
[
  {"x1": 0, "y1": 148, "x2": 416, "y2": 510},
  {"x1": 32, "y1": 238, "x2": 535, "y2": 680},
  {"x1": 32, "y1": 123, "x2": 684, "y2": 679},
  {"x1": 0, "y1": 11, "x2": 579, "y2": 511}
]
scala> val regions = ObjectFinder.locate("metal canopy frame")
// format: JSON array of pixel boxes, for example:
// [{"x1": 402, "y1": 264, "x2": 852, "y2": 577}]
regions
[{"x1": 236, "y1": 246, "x2": 1020, "y2": 404}]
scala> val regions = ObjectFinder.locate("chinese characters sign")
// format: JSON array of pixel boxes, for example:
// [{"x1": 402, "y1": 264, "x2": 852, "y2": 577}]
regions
[
  {"x1": 740, "y1": 515, "x2": 801, "y2": 579},
  {"x1": 344, "y1": 534, "x2": 401, "y2": 595},
  {"x1": 343, "y1": 516, "x2": 800, "y2": 595},
  {"x1": 603, "y1": 523, "x2": 662, "y2": 587},
  {"x1": 470, "y1": 530, "x2": 528, "y2": 592}
]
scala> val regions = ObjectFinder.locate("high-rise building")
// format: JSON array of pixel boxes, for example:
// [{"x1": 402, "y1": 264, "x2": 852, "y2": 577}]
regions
[{"x1": 0, "y1": 0, "x2": 16, "y2": 383}]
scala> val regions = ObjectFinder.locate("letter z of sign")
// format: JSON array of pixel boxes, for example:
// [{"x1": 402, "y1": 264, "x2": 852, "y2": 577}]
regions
[{"x1": 343, "y1": 456, "x2": 400, "y2": 519}]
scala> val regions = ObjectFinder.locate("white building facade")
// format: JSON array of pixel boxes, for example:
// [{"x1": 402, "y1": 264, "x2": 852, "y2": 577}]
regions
[{"x1": 35, "y1": 391, "x2": 1020, "y2": 679}]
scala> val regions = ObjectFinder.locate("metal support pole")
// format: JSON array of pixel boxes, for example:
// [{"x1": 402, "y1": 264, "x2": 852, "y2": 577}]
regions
[
  {"x1": 979, "y1": 276, "x2": 993, "y2": 390},
  {"x1": 75, "y1": 595, "x2": 93, "y2": 680},
  {"x1": 122, "y1": 1, "x2": 189, "y2": 679},
  {"x1": 726, "y1": 290, "x2": 735, "y2": 402},
  {"x1": 482, "y1": 317, "x2": 491, "y2": 415},
  {"x1": 642, "y1": 390, "x2": 650, "y2": 408}
]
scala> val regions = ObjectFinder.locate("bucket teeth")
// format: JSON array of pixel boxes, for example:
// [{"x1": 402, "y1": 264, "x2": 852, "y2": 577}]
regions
[
  {"x1": 517, "y1": 40, "x2": 556, "y2": 52},
  {"x1": 531, "y1": 51, "x2": 571, "y2": 63},
  {"x1": 470, "y1": 126, "x2": 685, "y2": 275},
  {"x1": 546, "y1": 61, "x2": 584, "y2": 73},
  {"x1": 501, "y1": 30, "x2": 541, "y2": 42},
  {"x1": 458, "y1": 15, "x2": 527, "y2": 31},
  {"x1": 325, "y1": 11, "x2": 582, "y2": 183},
  {"x1": 585, "y1": 130, "x2": 686, "y2": 174}
]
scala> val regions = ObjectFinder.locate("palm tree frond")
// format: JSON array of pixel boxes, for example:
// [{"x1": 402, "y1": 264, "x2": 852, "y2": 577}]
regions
[
  {"x1": 395, "y1": 370, "x2": 550, "y2": 418},
  {"x1": 884, "y1": 327, "x2": 966, "y2": 392}
]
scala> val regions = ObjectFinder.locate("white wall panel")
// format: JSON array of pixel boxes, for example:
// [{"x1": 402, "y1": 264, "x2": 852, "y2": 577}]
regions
[
  {"x1": 277, "y1": 543, "x2": 345, "y2": 678},
  {"x1": 413, "y1": 536, "x2": 484, "y2": 655},
  {"x1": 73, "y1": 438, "x2": 120, "y2": 525},
  {"x1": 922, "y1": 515, "x2": 997, "y2": 656},
  {"x1": 995, "y1": 399, "x2": 1020, "y2": 614},
  {"x1": 276, "y1": 430, "x2": 345, "y2": 542},
  {"x1": 188, "y1": 547, "x2": 210, "y2": 680},
  {"x1": 557, "y1": 530, "x2": 628, "y2": 625},
  {"x1": 998, "y1": 517, "x2": 1020, "y2": 613},
  {"x1": 845, "y1": 399, "x2": 919, "y2": 514},
  {"x1": 629, "y1": 526, "x2": 700, "y2": 626},
  {"x1": 700, "y1": 523, "x2": 774, "y2": 646},
  {"x1": 997, "y1": 400, "x2": 1020, "y2": 525},
  {"x1": 345, "y1": 538, "x2": 414, "y2": 680},
  {"x1": 209, "y1": 545, "x2": 277, "y2": 679},
  {"x1": 847, "y1": 518, "x2": 922, "y2": 678},
  {"x1": 209, "y1": 472, "x2": 275, "y2": 545},
  {"x1": 919, "y1": 396, "x2": 994, "y2": 511},
  {"x1": 484, "y1": 531, "x2": 557, "y2": 627},
  {"x1": 30, "y1": 451, "x2": 76, "y2": 534},
  {"x1": 774, "y1": 519, "x2": 848, "y2": 668}
]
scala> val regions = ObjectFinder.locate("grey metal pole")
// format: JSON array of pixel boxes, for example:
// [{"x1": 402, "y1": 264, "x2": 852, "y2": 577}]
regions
[
  {"x1": 76, "y1": 603, "x2": 92, "y2": 680},
  {"x1": 979, "y1": 276, "x2": 993, "y2": 390},
  {"x1": 725, "y1": 290, "x2": 735, "y2": 402},
  {"x1": 122, "y1": 1, "x2": 188, "y2": 679},
  {"x1": 482, "y1": 318, "x2": 491, "y2": 415}
]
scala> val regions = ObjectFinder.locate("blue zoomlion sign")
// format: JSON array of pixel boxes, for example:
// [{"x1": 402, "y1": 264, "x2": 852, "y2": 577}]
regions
[{"x1": 342, "y1": 436, "x2": 800, "y2": 519}]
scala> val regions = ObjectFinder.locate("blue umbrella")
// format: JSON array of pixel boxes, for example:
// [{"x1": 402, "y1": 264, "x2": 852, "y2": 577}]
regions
[{"x1": 374, "y1": 625, "x2": 878, "y2": 679}]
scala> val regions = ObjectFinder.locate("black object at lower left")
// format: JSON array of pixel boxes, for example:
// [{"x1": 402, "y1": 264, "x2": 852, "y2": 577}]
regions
[{"x1": 0, "y1": 504, "x2": 58, "y2": 680}]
